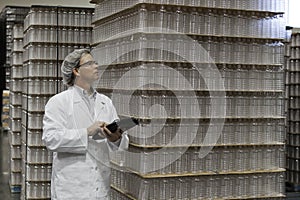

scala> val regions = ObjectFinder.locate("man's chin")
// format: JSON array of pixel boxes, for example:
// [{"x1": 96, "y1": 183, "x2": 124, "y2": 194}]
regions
[{"x1": 90, "y1": 77, "x2": 100, "y2": 84}]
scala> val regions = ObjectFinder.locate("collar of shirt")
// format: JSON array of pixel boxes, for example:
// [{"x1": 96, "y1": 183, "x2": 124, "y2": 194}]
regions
[
  {"x1": 74, "y1": 85, "x2": 97, "y2": 100},
  {"x1": 73, "y1": 85, "x2": 97, "y2": 119}
]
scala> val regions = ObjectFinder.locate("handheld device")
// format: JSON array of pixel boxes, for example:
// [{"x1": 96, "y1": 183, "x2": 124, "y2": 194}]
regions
[
  {"x1": 92, "y1": 117, "x2": 139, "y2": 140},
  {"x1": 106, "y1": 117, "x2": 139, "y2": 133}
]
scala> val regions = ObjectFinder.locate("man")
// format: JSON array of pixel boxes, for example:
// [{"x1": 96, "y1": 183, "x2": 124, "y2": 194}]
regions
[{"x1": 42, "y1": 49, "x2": 128, "y2": 199}]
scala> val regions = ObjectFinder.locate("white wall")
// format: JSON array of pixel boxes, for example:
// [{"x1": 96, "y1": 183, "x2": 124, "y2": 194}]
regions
[{"x1": 0, "y1": 0, "x2": 94, "y2": 11}]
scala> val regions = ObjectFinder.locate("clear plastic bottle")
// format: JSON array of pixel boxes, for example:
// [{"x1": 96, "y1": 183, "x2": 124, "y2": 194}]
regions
[{"x1": 159, "y1": 179, "x2": 168, "y2": 199}]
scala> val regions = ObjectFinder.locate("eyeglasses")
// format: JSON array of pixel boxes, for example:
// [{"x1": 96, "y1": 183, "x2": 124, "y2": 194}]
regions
[{"x1": 78, "y1": 60, "x2": 98, "y2": 68}]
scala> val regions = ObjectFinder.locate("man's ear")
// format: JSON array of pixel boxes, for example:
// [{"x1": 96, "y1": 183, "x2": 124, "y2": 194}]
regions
[{"x1": 73, "y1": 68, "x2": 80, "y2": 76}]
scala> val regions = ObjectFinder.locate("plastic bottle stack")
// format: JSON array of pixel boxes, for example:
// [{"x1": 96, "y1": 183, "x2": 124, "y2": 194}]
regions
[
  {"x1": 92, "y1": 1, "x2": 286, "y2": 199},
  {"x1": 0, "y1": 13, "x2": 29, "y2": 192},
  {"x1": 1, "y1": 90, "x2": 10, "y2": 130},
  {"x1": 0, "y1": 6, "x2": 30, "y2": 90},
  {"x1": 286, "y1": 32, "x2": 300, "y2": 192},
  {"x1": 15, "y1": 6, "x2": 93, "y2": 199},
  {"x1": 6, "y1": 23, "x2": 26, "y2": 194}
]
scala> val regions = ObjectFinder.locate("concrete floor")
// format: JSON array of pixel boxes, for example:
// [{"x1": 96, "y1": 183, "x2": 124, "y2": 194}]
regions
[
  {"x1": 0, "y1": 173, "x2": 20, "y2": 200},
  {"x1": 0, "y1": 128, "x2": 20, "y2": 200},
  {"x1": 287, "y1": 192, "x2": 300, "y2": 200}
]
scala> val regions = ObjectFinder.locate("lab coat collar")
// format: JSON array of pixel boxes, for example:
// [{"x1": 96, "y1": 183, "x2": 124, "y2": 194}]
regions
[
  {"x1": 69, "y1": 86, "x2": 105, "y2": 121},
  {"x1": 95, "y1": 95, "x2": 106, "y2": 119},
  {"x1": 73, "y1": 85, "x2": 97, "y2": 99},
  {"x1": 68, "y1": 87, "x2": 91, "y2": 121}
]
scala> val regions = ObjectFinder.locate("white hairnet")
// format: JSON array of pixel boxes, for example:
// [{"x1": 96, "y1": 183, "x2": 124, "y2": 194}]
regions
[{"x1": 61, "y1": 49, "x2": 90, "y2": 85}]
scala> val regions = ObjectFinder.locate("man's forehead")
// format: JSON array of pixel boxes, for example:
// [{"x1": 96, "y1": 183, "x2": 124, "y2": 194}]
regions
[{"x1": 80, "y1": 53, "x2": 93, "y2": 63}]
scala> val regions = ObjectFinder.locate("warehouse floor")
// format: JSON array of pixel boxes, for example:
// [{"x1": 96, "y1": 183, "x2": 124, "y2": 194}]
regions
[
  {"x1": 287, "y1": 192, "x2": 300, "y2": 200},
  {"x1": 0, "y1": 173, "x2": 20, "y2": 200}
]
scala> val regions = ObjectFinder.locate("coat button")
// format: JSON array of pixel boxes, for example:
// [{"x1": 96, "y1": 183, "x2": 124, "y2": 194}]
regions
[{"x1": 96, "y1": 188, "x2": 99, "y2": 191}]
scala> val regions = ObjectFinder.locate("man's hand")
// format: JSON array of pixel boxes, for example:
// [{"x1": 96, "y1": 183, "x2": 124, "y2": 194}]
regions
[
  {"x1": 102, "y1": 124, "x2": 122, "y2": 142},
  {"x1": 87, "y1": 121, "x2": 105, "y2": 137}
]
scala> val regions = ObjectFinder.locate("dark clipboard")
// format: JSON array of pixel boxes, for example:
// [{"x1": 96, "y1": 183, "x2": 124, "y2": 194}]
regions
[
  {"x1": 92, "y1": 117, "x2": 139, "y2": 140},
  {"x1": 106, "y1": 117, "x2": 139, "y2": 133}
]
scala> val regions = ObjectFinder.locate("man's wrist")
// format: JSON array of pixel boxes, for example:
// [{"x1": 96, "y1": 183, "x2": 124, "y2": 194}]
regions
[
  {"x1": 87, "y1": 127, "x2": 93, "y2": 136},
  {"x1": 111, "y1": 137, "x2": 121, "y2": 145}
]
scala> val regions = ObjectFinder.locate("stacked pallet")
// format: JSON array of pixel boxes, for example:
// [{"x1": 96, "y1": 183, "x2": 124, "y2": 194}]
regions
[
  {"x1": 20, "y1": 5, "x2": 93, "y2": 199},
  {"x1": 286, "y1": 32, "x2": 300, "y2": 192},
  {"x1": 91, "y1": 0, "x2": 286, "y2": 199},
  {"x1": 7, "y1": 23, "x2": 26, "y2": 194},
  {"x1": 0, "y1": 9, "x2": 29, "y2": 192},
  {"x1": 0, "y1": 6, "x2": 29, "y2": 89},
  {"x1": 1, "y1": 90, "x2": 10, "y2": 130},
  {"x1": 0, "y1": 6, "x2": 93, "y2": 199}
]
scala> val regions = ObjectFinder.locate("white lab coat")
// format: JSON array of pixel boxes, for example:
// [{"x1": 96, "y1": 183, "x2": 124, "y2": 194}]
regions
[{"x1": 42, "y1": 86, "x2": 129, "y2": 200}]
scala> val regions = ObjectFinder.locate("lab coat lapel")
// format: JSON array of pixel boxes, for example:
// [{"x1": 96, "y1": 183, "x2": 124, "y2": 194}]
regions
[
  {"x1": 95, "y1": 94, "x2": 105, "y2": 120},
  {"x1": 72, "y1": 88, "x2": 94, "y2": 123}
]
